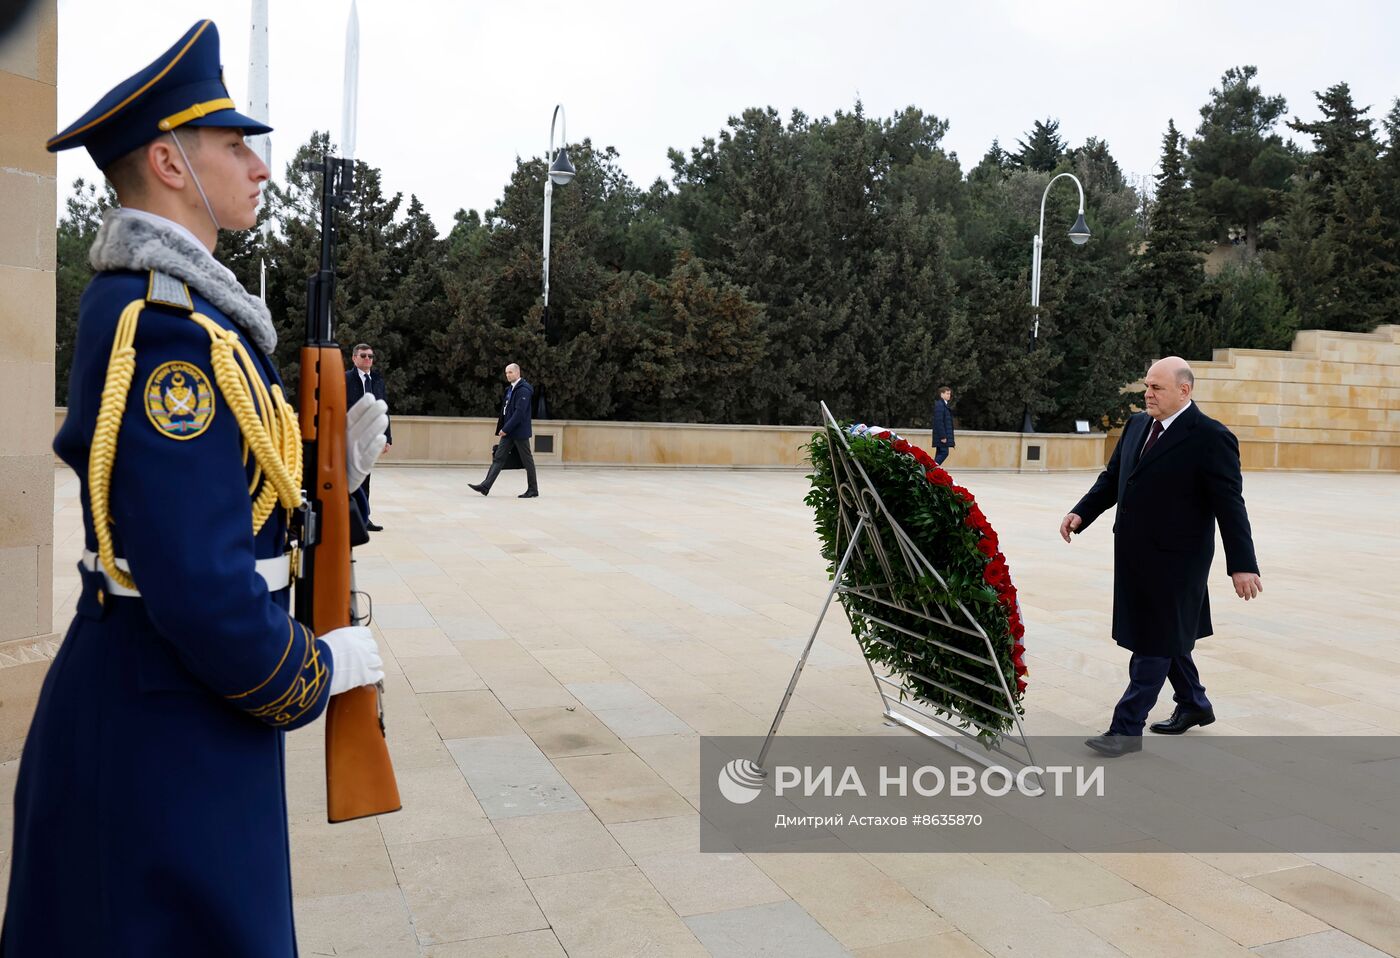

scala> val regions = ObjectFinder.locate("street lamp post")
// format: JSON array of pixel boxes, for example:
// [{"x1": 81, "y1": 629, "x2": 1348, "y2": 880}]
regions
[
  {"x1": 542, "y1": 104, "x2": 575, "y2": 340},
  {"x1": 1024, "y1": 171, "x2": 1091, "y2": 432}
]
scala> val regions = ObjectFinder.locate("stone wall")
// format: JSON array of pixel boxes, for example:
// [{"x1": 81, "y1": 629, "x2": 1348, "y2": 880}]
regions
[
  {"x1": 0, "y1": 0, "x2": 58, "y2": 761},
  {"x1": 1190, "y1": 325, "x2": 1400, "y2": 472}
]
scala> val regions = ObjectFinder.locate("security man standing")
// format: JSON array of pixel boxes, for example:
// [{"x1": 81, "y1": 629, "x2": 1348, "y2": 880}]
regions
[
  {"x1": 346, "y1": 343, "x2": 391, "y2": 531},
  {"x1": 3, "y1": 21, "x2": 386, "y2": 957}
]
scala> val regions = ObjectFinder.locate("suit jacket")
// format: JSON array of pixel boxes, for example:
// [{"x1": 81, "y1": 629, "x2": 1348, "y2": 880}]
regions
[
  {"x1": 499, "y1": 379, "x2": 533, "y2": 440},
  {"x1": 346, "y1": 367, "x2": 391, "y2": 443},
  {"x1": 933, "y1": 398, "x2": 955, "y2": 447},
  {"x1": 1071, "y1": 403, "x2": 1258, "y2": 657}
]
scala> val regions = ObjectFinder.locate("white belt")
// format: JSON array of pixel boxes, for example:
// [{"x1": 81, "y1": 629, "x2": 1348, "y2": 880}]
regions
[{"x1": 81, "y1": 550, "x2": 292, "y2": 598}]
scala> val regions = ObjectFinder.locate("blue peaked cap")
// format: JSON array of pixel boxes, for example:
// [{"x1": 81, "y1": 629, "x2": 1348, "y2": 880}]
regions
[{"x1": 47, "y1": 20, "x2": 271, "y2": 169}]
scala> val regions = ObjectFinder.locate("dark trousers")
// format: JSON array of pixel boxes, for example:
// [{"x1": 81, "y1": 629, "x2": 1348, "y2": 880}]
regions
[
  {"x1": 353, "y1": 473, "x2": 371, "y2": 521},
  {"x1": 481, "y1": 435, "x2": 538, "y2": 493},
  {"x1": 934, "y1": 444, "x2": 951, "y2": 466},
  {"x1": 1109, "y1": 652, "x2": 1211, "y2": 735}
]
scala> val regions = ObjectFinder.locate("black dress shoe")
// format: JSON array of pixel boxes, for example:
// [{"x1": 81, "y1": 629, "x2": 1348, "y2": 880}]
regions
[
  {"x1": 365, "y1": 522, "x2": 383, "y2": 532},
  {"x1": 1149, "y1": 707, "x2": 1215, "y2": 735},
  {"x1": 469, "y1": 483, "x2": 488, "y2": 496},
  {"x1": 518, "y1": 490, "x2": 539, "y2": 498},
  {"x1": 1085, "y1": 732, "x2": 1142, "y2": 757}
]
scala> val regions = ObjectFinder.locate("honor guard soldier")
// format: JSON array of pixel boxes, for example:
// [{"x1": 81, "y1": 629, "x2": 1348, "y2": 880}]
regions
[{"x1": 2, "y1": 21, "x2": 388, "y2": 957}]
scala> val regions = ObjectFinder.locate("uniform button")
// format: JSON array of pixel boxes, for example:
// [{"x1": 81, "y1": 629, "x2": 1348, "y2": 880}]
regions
[{"x1": 96, "y1": 588, "x2": 105, "y2": 605}]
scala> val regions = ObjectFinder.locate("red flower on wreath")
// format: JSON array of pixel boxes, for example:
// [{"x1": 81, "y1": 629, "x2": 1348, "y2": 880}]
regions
[{"x1": 868, "y1": 430, "x2": 1027, "y2": 698}]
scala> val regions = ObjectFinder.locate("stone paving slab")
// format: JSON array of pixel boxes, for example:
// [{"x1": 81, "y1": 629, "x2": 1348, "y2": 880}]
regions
[
  {"x1": 445, "y1": 735, "x2": 587, "y2": 820},
  {"x1": 685, "y1": 900, "x2": 852, "y2": 957}
]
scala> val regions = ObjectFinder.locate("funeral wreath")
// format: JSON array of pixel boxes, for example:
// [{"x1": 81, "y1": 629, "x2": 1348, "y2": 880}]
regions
[{"x1": 806, "y1": 425, "x2": 1027, "y2": 744}]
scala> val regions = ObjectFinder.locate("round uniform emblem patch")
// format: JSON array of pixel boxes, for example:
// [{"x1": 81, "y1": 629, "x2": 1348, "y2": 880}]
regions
[{"x1": 145, "y1": 361, "x2": 216, "y2": 439}]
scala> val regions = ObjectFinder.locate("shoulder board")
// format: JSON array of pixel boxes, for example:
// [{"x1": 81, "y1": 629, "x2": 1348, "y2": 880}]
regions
[{"x1": 146, "y1": 270, "x2": 194, "y2": 313}]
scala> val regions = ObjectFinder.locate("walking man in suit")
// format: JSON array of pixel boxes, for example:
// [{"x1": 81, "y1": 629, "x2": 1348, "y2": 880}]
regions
[
  {"x1": 1060, "y1": 357, "x2": 1262, "y2": 757},
  {"x1": 932, "y1": 385, "x2": 955, "y2": 466},
  {"x1": 470, "y1": 363, "x2": 539, "y2": 498},
  {"x1": 347, "y1": 343, "x2": 391, "y2": 531}
]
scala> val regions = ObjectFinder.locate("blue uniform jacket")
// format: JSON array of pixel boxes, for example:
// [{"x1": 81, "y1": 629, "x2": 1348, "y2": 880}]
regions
[{"x1": 3, "y1": 269, "x2": 333, "y2": 957}]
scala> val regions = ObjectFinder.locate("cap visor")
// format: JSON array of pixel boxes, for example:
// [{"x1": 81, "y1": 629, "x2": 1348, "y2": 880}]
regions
[{"x1": 183, "y1": 108, "x2": 272, "y2": 136}]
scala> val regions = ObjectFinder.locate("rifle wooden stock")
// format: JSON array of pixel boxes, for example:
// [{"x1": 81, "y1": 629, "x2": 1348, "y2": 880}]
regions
[{"x1": 299, "y1": 344, "x2": 401, "y2": 823}]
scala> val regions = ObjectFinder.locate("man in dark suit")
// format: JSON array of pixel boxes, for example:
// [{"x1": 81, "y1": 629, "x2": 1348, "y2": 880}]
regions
[
  {"x1": 932, "y1": 385, "x2": 955, "y2": 466},
  {"x1": 470, "y1": 363, "x2": 539, "y2": 498},
  {"x1": 1060, "y1": 357, "x2": 1262, "y2": 757},
  {"x1": 347, "y1": 343, "x2": 391, "y2": 531}
]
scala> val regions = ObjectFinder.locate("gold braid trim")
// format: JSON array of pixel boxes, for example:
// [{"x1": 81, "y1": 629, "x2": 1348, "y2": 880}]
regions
[
  {"x1": 88, "y1": 300, "x2": 146, "y2": 591},
  {"x1": 248, "y1": 622, "x2": 328, "y2": 726},
  {"x1": 85, "y1": 303, "x2": 305, "y2": 594},
  {"x1": 187, "y1": 313, "x2": 303, "y2": 532}
]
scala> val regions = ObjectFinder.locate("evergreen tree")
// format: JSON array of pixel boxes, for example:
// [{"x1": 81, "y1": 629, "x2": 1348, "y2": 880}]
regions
[
  {"x1": 969, "y1": 139, "x2": 1013, "y2": 184},
  {"x1": 1136, "y1": 121, "x2": 1208, "y2": 357},
  {"x1": 1201, "y1": 261, "x2": 1298, "y2": 351},
  {"x1": 1267, "y1": 185, "x2": 1334, "y2": 329},
  {"x1": 1325, "y1": 144, "x2": 1391, "y2": 331},
  {"x1": 1187, "y1": 65, "x2": 1295, "y2": 256},
  {"x1": 1072, "y1": 137, "x2": 1127, "y2": 195},
  {"x1": 1288, "y1": 82, "x2": 1376, "y2": 196},
  {"x1": 1374, "y1": 101, "x2": 1400, "y2": 323},
  {"x1": 55, "y1": 178, "x2": 116, "y2": 403},
  {"x1": 1285, "y1": 84, "x2": 1389, "y2": 332},
  {"x1": 1014, "y1": 118, "x2": 1066, "y2": 172}
]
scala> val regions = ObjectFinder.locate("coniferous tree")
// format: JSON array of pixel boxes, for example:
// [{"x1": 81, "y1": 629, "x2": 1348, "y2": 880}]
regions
[
  {"x1": 1187, "y1": 66, "x2": 1295, "y2": 256},
  {"x1": 1288, "y1": 83, "x2": 1376, "y2": 196},
  {"x1": 1374, "y1": 101, "x2": 1400, "y2": 323},
  {"x1": 1267, "y1": 186, "x2": 1335, "y2": 329},
  {"x1": 1287, "y1": 85, "x2": 1389, "y2": 332},
  {"x1": 1014, "y1": 118, "x2": 1066, "y2": 172},
  {"x1": 1136, "y1": 121, "x2": 1208, "y2": 357},
  {"x1": 54, "y1": 178, "x2": 116, "y2": 403}
]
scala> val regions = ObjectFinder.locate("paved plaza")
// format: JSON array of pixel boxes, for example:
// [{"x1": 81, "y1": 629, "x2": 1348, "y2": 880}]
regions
[{"x1": 5, "y1": 464, "x2": 1400, "y2": 956}]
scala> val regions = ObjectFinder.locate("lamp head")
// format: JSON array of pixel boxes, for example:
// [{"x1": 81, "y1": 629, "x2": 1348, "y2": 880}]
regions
[
  {"x1": 549, "y1": 148, "x2": 575, "y2": 186},
  {"x1": 1068, "y1": 211, "x2": 1091, "y2": 246}
]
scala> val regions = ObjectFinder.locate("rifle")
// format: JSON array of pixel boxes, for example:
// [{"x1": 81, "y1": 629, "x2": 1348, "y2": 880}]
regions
[{"x1": 295, "y1": 154, "x2": 401, "y2": 823}]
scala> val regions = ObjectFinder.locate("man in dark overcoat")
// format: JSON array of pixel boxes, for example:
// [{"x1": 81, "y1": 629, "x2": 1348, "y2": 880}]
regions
[
  {"x1": 1060, "y1": 356, "x2": 1262, "y2": 756},
  {"x1": 469, "y1": 362, "x2": 539, "y2": 498}
]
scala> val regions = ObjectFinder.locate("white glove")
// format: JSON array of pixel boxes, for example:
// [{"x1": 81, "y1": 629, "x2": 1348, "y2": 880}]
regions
[
  {"x1": 346, "y1": 395, "x2": 389, "y2": 492},
  {"x1": 322, "y1": 625, "x2": 385, "y2": 695}
]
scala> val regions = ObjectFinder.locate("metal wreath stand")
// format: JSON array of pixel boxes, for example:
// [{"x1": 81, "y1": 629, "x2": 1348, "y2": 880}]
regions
[{"x1": 755, "y1": 402, "x2": 1039, "y2": 780}]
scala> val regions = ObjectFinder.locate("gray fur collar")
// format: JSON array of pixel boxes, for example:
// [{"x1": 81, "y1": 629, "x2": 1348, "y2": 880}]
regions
[{"x1": 89, "y1": 207, "x2": 277, "y2": 354}]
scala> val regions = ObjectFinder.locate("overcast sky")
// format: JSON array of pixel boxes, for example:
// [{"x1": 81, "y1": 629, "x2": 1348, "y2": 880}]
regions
[{"x1": 52, "y1": 0, "x2": 1400, "y2": 232}]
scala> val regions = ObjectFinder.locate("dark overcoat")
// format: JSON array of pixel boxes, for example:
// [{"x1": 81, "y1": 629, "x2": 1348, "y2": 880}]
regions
[
  {"x1": 500, "y1": 379, "x2": 534, "y2": 439},
  {"x1": 933, "y1": 397, "x2": 955, "y2": 447},
  {"x1": 3, "y1": 269, "x2": 333, "y2": 957},
  {"x1": 1071, "y1": 403, "x2": 1259, "y2": 657}
]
